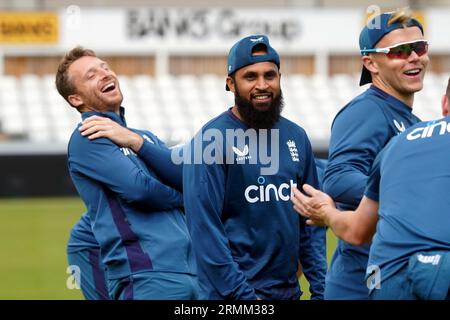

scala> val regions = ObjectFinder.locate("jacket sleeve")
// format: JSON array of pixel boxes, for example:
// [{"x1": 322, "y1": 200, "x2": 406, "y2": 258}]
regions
[
  {"x1": 323, "y1": 102, "x2": 390, "y2": 209},
  {"x1": 137, "y1": 137, "x2": 183, "y2": 192},
  {"x1": 69, "y1": 134, "x2": 183, "y2": 211},
  {"x1": 182, "y1": 137, "x2": 258, "y2": 300},
  {"x1": 297, "y1": 133, "x2": 327, "y2": 300},
  {"x1": 364, "y1": 140, "x2": 391, "y2": 202}
]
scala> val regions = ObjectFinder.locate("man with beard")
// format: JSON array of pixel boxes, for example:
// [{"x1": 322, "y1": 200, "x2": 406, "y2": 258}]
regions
[
  {"x1": 182, "y1": 35, "x2": 327, "y2": 300},
  {"x1": 56, "y1": 47, "x2": 198, "y2": 299}
]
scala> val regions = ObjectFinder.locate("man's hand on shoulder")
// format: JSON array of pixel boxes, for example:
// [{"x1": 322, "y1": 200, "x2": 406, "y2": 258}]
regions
[{"x1": 79, "y1": 115, "x2": 144, "y2": 152}]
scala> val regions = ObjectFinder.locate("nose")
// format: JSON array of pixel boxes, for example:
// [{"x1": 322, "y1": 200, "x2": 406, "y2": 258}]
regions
[
  {"x1": 255, "y1": 76, "x2": 269, "y2": 90},
  {"x1": 407, "y1": 50, "x2": 420, "y2": 62},
  {"x1": 99, "y1": 68, "x2": 112, "y2": 79}
]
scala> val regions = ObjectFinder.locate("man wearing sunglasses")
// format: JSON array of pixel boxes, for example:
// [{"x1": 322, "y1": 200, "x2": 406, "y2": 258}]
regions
[
  {"x1": 321, "y1": 9, "x2": 429, "y2": 299},
  {"x1": 291, "y1": 77, "x2": 450, "y2": 300}
]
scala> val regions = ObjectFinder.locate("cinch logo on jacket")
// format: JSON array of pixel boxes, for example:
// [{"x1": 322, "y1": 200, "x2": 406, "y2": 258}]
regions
[
  {"x1": 406, "y1": 120, "x2": 450, "y2": 141},
  {"x1": 244, "y1": 176, "x2": 297, "y2": 204}
]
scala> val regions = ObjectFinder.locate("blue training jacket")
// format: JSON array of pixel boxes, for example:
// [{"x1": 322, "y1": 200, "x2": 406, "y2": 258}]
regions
[
  {"x1": 322, "y1": 85, "x2": 421, "y2": 293},
  {"x1": 183, "y1": 109, "x2": 327, "y2": 300},
  {"x1": 67, "y1": 134, "x2": 183, "y2": 252},
  {"x1": 364, "y1": 117, "x2": 450, "y2": 291},
  {"x1": 67, "y1": 108, "x2": 196, "y2": 280},
  {"x1": 67, "y1": 213, "x2": 98, "y2": 253}
]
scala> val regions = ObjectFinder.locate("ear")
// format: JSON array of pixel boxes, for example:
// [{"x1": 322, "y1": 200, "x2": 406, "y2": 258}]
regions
[
  {"x1": 226, "y1": 76, "x2": 235, "y2": 93},
  {"x1": 441, "y1": 95, "x2": 449, "y2": 117},
  {"x1": 361, "y1": 55, "x2": 379, "y2": 75},
  {"x1": 68, "y1": 94, "x2": 83, "y2": 109}
]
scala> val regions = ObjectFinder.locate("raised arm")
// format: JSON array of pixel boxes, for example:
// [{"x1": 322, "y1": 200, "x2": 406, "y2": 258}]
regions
[
  {"x1": 137, "y1": 135, "x2": 183, "y2": 192},
  {"x1": 323, "y1": 102, "x2": 390, "y2": 208},
  {"x1": 79, "y1": 115, "x2": 183, "y2": 191},
  {"x1": 69, "y1": 130, "x2": 183, "y2": 211},
  {"x1": 292, "y1": 185, "x2": 378, "y2": 245}
]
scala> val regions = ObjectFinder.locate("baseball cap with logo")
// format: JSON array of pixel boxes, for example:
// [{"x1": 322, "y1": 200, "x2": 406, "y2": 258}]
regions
[
  {"x1": 226, "y1": 35, "x2": 280, "y2": 91},
  {"x1": 359, "y1": 12, "x2": 423, "y2": 86}
]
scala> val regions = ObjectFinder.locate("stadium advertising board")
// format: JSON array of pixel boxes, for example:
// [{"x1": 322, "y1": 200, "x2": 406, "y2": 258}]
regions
[
  {"x1": 0, "y1": 12, "x2": 58, "y2": 44},
  {"x1": 60, "y1": 7, "x2": 360, "y2": 53},
  {"x1": 59, "y1": 7, "x2": 450, "y2": 53}
]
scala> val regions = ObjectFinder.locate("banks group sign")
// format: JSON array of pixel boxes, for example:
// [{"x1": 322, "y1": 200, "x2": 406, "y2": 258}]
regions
[
  {"x1": 60, "y1": 7, "x2": 360, "y2": 53},
  {"x1": 126, "y1": 8, "x2": 301, "y2": 41}
]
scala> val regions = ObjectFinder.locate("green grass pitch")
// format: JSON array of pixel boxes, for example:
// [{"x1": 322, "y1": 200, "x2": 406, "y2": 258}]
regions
[{"x1": 0, "y1": 197, "x2": 337, "y2": 300}]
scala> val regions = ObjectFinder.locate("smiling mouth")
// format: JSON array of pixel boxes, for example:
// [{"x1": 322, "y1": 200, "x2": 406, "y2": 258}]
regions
[
  {"x1": 101, "y1": 82, "x2": 116, "y2": 93},
  {"x1": 252, "y1": 94, "x2": 272, "y2": 101},
  {"x1": 403, "y1": 68, "x2": 421, "y2": 76}
]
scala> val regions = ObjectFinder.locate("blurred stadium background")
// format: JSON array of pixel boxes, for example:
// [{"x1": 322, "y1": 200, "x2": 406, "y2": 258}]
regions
[{"x1": 0, "y1": 0, "x2": 449, "y2": 299}]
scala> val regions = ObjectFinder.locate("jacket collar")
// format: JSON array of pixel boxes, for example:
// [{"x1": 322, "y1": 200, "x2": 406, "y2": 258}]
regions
[
  {"x1": 80, "y1": 106, "x2": 127, "y2": 126},
  {"x1": 369, "y1": 85, "x2": 413, "y2": 114}
]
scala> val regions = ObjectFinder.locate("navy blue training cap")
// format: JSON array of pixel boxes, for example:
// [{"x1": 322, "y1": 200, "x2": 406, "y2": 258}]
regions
[
  {"x1": 226, "y1": 34, "x2": 280, "y2": 91},
  {"x1": 359, "y1": 12, "x2": 423, "y2": 86}
]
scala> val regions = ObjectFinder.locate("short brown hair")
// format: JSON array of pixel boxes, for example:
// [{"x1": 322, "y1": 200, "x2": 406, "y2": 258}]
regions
[{"x1": 55, "y1": 46, "x2": 96, "y2": 107}]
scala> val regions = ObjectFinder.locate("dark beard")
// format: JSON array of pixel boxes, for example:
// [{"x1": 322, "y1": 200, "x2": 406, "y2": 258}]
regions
[{"x1": 235, "y1": 88, "x2": 284, "y2": 130}]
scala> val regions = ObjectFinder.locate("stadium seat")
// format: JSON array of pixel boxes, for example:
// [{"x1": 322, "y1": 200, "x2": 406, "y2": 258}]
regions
[{"x1": 0, "y1": 73, "x2": 447, "y2": 146}]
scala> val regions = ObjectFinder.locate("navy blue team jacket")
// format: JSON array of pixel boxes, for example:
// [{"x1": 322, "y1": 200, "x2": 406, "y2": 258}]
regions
[
  {"x1": 365, "y1": 118, "x2": 450, "y2": 289},
  {"x1": 67, "y1": 108, "x2": 196, "y2": 280},
  {"x1": 183, "y1": 109, "x2": 327, "y2": 300},
  {"x1": 322, "y1": 85, "x2": 422, "y2": 295}
]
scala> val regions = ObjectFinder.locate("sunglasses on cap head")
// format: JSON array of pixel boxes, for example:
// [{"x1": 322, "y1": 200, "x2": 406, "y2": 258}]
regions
[{"x1": 360, "y1": 39, "x2": 428, "y2": 59}]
